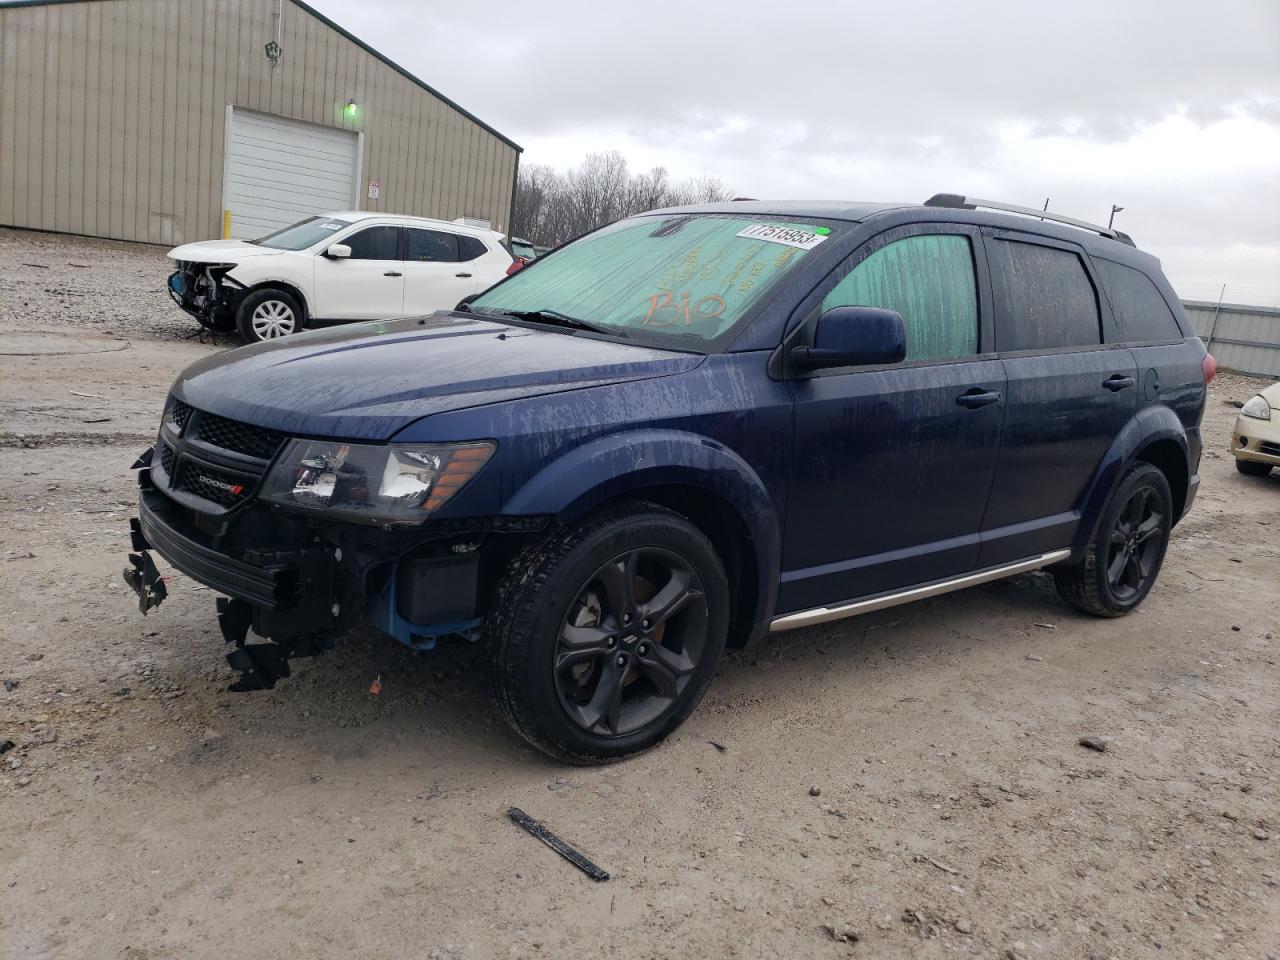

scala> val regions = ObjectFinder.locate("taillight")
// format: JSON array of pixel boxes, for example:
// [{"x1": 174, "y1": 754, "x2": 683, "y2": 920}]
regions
[
  {"x1": 1201, "y1": 353, "x2": 1217, "y2": 385},
  {"x1": 505, "y1": 259, "x2": 525, "y2": 276}
]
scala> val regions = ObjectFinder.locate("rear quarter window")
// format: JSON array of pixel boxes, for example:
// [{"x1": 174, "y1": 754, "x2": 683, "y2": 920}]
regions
[
  {"x1": 1094, "y1": 259, "x2": 1183, "y2": 342},
  {"x1": 459, "y1": 236, "x2": 489, "y2": 261},
  {"x1": 990, "y1": 239, "x2": 1101, "y2": 352}
]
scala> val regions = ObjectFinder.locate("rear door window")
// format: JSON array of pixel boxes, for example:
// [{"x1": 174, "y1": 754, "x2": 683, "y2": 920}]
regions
[
  {"x1": 821, "y1": 234, "x2": 978, "y2": 361},
  {"x1": 344, "y1": 226, "x2": 401, "y2": 261},
  {"x1": 990, "y1": 240, "x2": 1100, "y2": 351},
  {"x1": 1094, "y1": 259, "x2": 1182, "y2": 343},
  {"x1": 407, "y1": 228, "x2": 461, "y2": 263}
]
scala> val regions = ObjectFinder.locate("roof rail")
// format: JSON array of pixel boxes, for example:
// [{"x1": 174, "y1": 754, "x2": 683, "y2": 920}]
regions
[{"x1": 923, "y1": 194, "x2": 1136, "y2": 247}]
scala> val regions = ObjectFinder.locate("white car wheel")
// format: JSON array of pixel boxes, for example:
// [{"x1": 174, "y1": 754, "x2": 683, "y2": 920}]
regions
[{"x1": 250, "y1": 299, "x2": 297, "y2": 339}]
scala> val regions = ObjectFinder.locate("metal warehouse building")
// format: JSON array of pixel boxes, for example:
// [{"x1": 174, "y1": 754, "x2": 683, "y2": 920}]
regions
[{"x1": 0, "y1": 0, "x2": 521, "y2": 245}]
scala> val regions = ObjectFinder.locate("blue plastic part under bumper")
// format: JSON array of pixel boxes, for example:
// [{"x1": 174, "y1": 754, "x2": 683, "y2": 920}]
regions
[{"x1": 369, "y1": 571, "x2": 481, "y2": 651}]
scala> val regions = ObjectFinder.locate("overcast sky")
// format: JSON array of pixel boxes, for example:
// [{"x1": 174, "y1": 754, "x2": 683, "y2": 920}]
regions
[{"x1": 312, "y1": 0, "x2": 1280, "y2": 304}]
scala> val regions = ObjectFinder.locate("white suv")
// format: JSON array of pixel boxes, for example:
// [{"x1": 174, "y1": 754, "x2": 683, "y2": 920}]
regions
[{"x1": 166, "y1": 212, "x2": 514, "y2": 342}]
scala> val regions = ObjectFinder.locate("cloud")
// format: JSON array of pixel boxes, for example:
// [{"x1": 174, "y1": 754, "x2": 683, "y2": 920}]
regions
[{"x1": 308, "y1": 0, "x2": 1280, "y2": 301}]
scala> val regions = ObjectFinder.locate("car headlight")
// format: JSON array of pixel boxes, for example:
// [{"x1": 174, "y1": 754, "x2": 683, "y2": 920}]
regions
[
  {"x1": 260, "y1": 439, "x2": 495, "y2": 523},
  {"x1": 1241, "y1": 395, "x2": 1271, "y2": 420}
]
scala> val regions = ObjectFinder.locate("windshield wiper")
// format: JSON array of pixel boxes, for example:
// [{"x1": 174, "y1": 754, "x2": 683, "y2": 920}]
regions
[{"x1": 503, "y1": 308, "x2": 627, "y2": 338}]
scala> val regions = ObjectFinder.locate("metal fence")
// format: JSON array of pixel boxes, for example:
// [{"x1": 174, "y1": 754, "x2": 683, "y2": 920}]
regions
[{"x1": 1182, "y1": 301, "x2": 1280, "y2": 380}]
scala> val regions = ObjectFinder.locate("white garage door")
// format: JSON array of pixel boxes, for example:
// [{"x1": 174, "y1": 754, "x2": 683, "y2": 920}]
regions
[{"x1": 223, "y1": 107, "x2": 360, "y2": 240}]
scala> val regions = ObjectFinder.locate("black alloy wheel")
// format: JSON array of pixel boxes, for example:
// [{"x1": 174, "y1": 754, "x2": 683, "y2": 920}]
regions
[
  {"x1": 554, "y1": 547, "x2": 709, "y2": 737},
  {"x1": 485, "y1": 503, "x2": 729, "y2": 764},
  {"x1": 1104, "y1": 484, "x2": 1165, "y2": 602},
  {"x1": 1054, "y1": 461, "x2": 1173, "y2": 617}
]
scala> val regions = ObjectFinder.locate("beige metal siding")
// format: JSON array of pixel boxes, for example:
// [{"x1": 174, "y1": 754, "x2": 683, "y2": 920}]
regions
[
  {"x1": 0, "y1": 0, "x2": 518, "y2": 245},
  {"x1": 1184, "y1": 301, "x2": 1280, "y2": 379}
]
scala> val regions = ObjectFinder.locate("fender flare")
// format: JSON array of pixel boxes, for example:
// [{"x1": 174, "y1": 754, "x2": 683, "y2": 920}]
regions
[
  {"x1": 502, "y1": 429, "x2": 782, "y2": 640},
  {"x1": 1074, "y1": 404, "x2": 1191, "y2": 547}
]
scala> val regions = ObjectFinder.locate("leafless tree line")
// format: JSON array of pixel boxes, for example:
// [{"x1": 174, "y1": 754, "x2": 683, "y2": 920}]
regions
[{"x1": 510, "y1": 151, "x2": 733, "y2": 248}]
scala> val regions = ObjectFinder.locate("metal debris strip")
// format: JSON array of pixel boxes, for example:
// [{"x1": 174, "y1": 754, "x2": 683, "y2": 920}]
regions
[{"x1": 506, "y1": 807, "x2": 610, "y2": 882}]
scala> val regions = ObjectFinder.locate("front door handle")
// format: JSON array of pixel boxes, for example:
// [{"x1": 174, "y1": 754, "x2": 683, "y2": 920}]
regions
[
  {"x1": 1103, "y1": 374, "x2": 1135, "y2": 391},
  {"x1": 956, "y1": 387, "x2": 1001, "y2": 409},
  {"x1": 455, "y1": 272, "x2": 472, "y2": 278},
  {"x1": 383, "y1": 271, "x2": 402, "y2": 277}
]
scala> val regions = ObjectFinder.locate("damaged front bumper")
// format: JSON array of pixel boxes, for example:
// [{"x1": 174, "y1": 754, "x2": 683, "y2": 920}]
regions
[
  {"x1": 124, "y1": 445, "x2": 543, "y2": 692},
  {"x1": 168, "y1": 261, "x2": 245, "y2": 332},
  {"x1": 127, "y1": 468, "x2": 340, "y2": 690}
]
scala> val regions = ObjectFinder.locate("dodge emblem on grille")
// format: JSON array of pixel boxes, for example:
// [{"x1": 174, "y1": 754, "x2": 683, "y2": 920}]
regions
[{"x1": 204, "y1": 478, "x2": 245, "y2": 496}]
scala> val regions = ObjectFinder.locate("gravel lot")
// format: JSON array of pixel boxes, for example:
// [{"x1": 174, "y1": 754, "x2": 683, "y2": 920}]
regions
[
  {"x1": 0, "y1": 226, "x2": 200, "y2": 342},
  {"x1": 1, "y1": 229, "x2": 1277, "y2": 960}
]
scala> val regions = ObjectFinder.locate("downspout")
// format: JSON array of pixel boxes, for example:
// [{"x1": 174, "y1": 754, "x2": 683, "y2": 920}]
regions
[
  {"x1": 273, "y1": 0, "x2": 283, "y2": 71},
  {"x1": 507, "y1": 149, "x2": 521, "y2": 240}
]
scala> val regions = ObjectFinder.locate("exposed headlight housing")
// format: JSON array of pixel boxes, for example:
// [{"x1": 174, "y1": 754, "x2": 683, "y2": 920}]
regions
[
  {"x1": 260, "y1": 439, "x2": 495, "y2": 523},
  {"x1": 1241, "y1": 395, "x2": 1271, "y2": 420}
]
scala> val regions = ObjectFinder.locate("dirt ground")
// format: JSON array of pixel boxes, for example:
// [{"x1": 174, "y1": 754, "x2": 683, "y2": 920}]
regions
[{"x1": 1, "y1": 230, "x2": 1277, "y2": 960}]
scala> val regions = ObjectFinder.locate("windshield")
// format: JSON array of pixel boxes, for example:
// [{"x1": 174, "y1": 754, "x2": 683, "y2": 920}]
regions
[
  {"x1": 510, "y1": 241, "x2": 536, "y2": 259},
  {"x1": 471, "y1": 214, "x2": 839, "y2": 347},
  {"x1": 254, "y1": 216, "x2": 356, "y2": 251}
]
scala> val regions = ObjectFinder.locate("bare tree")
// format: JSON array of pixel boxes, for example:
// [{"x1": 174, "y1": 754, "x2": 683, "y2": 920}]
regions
[{"x1": 511, "y1": 152, "x2": 733, "y2": 248}]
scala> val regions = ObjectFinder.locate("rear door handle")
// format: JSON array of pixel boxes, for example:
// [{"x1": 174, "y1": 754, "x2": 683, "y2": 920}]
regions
[
  {"x1": 1103, "y1": 374, "x2": 1135, "y2": 391},
  {"x1": 956, "y1": 388, "x2": 1001, "y2": 408},
  {"x1": 383, "y1": 271, "x2": 402, "y2": 277},
  {"x1": 455, "y1": 272, "x2": 472, "y2": 278}
]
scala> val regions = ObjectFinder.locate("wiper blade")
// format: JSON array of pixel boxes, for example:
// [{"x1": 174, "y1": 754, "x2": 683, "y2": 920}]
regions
[{"x1": 505, "y1": 308, "x2": 627, "y2": 338}]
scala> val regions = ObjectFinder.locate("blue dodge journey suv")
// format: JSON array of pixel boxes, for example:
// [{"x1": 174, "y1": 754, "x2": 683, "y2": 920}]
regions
[{"x1": 125, "y1": 195, "x2": 1213, "y2": 763}]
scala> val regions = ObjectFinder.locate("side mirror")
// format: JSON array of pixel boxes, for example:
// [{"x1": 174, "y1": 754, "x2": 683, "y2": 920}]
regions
[
  {"x1": 325, "y1": 243, "x2": 351, "y2": 259},
  {"x1": 791, "y1": 306, "x2": 906, "y2": 371}
]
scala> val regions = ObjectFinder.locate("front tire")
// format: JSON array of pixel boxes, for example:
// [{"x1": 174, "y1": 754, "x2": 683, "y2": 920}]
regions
[
  {"x1": 237, "y1": 288, "x2": 303, "y2": 343},
  {"x1": 1054, "y1": 462, "x2": 1173, "y2": 617},
  {"x1": 485, "y1": 503, "x2": 729, "y2": 764}
]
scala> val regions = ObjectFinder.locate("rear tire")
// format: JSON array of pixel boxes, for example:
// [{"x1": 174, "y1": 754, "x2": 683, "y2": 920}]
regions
[
  {"x1": 1054, "y1": 462, "x2": 1172, "y2": 618},
  {"x1": 484, "y1": 503, "x2": 729, "y2": 764},
  {"x1": 237, "y1": 288, "x2": 303, "y2": 343},
  {"x1": 1236, "y1": 459, "x2": 1273, "y2": 477}
]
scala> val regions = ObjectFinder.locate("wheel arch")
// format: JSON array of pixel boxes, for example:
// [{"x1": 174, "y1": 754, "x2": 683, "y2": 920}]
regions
[
  {"x1": 584, "y1": 483, "x2": 761, "y2": 649},
  {"x1": 239, "y1": 280, "x2": 311, "y2": 324},
  {"x1": 1135, "y1": 437, "x2": 1189, "y2": 521},
  {"x1": 1075, "y1": 404, "x2": 1192, "y2": 548},
  {"x1": 501, "y1": 430, "x2": 782, "y2": 647}
]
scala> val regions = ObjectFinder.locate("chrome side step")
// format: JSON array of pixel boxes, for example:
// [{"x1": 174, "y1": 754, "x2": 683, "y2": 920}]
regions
[{"x1": 769, "y1": 549, "x2": 1072, "y2": 632}]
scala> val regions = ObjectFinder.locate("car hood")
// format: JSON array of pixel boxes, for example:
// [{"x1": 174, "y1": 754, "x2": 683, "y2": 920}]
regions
[
  {"x1": 174, "y1": 313, "x2": 705, "y2": 440},
  {"x1": 167, "y1": 239, "x2": 284, "y2": 262},
  {"x1": 1260, "y1": 381, "x2": 1280, "y2": 408}
]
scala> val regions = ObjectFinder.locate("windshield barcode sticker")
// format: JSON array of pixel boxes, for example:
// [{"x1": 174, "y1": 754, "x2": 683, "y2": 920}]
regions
[{"x1": 736, "y1": 224, "x2": 828, "y2": 250}]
